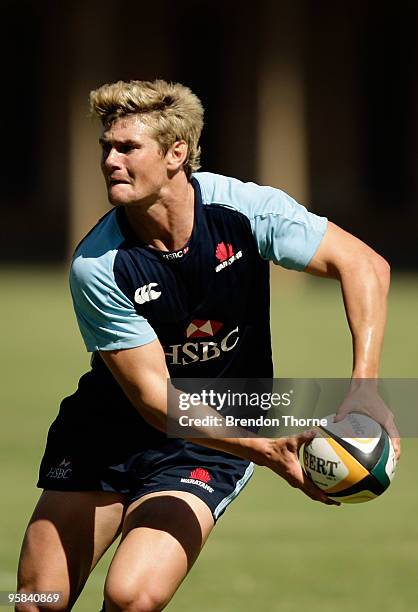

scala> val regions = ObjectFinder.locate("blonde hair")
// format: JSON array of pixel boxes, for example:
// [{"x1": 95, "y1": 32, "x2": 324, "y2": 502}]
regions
[{"x1": 89, "y1": 79, "x2": 204, "y2": 178}]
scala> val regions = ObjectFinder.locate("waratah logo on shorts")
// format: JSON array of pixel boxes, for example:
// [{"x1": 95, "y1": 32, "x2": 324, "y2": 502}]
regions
[
  {"x1": 190, "y1": 468, "x2": 212, "y2": 483},
  {"x1": 180, "y1": 467, "x2": 214, "y2": 493},
  {"x1": 215, "y1": 242, "x2": 243, "y2": 272}
]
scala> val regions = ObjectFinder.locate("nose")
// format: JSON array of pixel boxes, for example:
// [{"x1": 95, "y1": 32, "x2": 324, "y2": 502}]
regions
[{"x1": 102, "y1": 147, "x2": 122, "y2": 171}]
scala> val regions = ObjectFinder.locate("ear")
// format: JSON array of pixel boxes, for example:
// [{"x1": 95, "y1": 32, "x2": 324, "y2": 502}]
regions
[{"x1": 166, "y1": 140, "x2": 188, "y2": 172}]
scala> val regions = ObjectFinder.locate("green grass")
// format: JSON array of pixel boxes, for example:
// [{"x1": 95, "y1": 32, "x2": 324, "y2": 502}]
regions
[{"x1": 1, "y1": 266, "x2": 417, "y2": 611}]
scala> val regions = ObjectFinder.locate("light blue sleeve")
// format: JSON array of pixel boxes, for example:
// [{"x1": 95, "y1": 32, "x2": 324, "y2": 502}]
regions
[
  {"x1": 195, "y1": 172, "x2": 328, "y2": 271},
  {"x1": 69, "y1": 214, "x2": 157, "y2": 352}
]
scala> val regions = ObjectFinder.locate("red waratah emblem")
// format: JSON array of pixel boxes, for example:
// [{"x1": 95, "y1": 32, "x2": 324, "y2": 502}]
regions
[
  {"x1": 215, "y1": 242, "x2": 234, "y2": 262},
  {"x1": 190, "y1": 468, "x2": 212, "y2": 483}
]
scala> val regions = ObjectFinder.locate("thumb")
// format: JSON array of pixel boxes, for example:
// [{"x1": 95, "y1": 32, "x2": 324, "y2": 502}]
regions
[
  {"x1": 295, "y1": 429, "x2": 317, "y2": 451},
  {"x1": 334, "y1": 408, "x2": 349, "y2": 423}
]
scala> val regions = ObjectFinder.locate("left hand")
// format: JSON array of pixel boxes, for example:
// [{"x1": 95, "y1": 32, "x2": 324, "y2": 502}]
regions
[{"x1": 334, "y1": 380, "x2": 400, "y2": 460}]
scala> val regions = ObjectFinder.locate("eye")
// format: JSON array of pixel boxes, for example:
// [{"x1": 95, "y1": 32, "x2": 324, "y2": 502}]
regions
[
  {"x1": 100, "y1": 142, "x2": 111, "y2": 155},
  {"x1": 118, "y1": 144, "x2": 134, "y2": 154}
]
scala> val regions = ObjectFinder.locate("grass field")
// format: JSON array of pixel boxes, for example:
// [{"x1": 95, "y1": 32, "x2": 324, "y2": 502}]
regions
[{"x1": 1, "y1": 267, "x2": 417, "y2": 611}]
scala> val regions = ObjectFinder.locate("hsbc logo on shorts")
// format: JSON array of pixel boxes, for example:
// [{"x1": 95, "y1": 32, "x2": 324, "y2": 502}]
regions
[
  {"x1": 134, "y1": 283, "x2": 161, "y2": 305},
  {"x1": 46, "y1": 458, "x2": 73, "y2": 480},
  {"x1": 164, "y1": 322, "x2": 239, "y2": 365}
]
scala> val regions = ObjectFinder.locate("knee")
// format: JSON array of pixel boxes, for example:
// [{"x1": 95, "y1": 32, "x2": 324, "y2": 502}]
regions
[{"x1": 104, "y1": 583, "x2": 170, "y2": 612}]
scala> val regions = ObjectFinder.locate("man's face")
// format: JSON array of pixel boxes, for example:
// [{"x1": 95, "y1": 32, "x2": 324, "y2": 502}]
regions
[{"x1": 100, "y1": 115, "x2": 168, "y2": 206}]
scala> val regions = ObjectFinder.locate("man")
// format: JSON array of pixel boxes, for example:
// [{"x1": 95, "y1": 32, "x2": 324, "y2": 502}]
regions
[{"x1": 16, "y1": 79, "x2": 399, "y2": 612}]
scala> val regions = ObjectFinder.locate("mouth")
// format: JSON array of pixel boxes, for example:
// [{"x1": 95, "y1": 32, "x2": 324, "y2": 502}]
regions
[{"x1": 108, "y1": 177, "x2": 130, "y2": 187}]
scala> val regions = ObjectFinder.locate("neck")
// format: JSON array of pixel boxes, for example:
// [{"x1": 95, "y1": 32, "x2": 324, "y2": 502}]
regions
[{"x1": 124, "y1": 174, "x2": 195, "y2": 252}]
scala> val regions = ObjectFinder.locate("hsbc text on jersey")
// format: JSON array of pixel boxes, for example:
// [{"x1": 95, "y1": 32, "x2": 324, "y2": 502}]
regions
[
  {"x1": 164, "y1": 326, "x2": 239, "y2": 366},
  {"x1": 161, "y1": 246, "x2": 189, "y2": 260}
]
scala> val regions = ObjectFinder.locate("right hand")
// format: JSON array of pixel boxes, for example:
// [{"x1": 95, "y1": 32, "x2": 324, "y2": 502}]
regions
[{"x1": 263, "y1": 431, "x2": 340, "y2": 506}]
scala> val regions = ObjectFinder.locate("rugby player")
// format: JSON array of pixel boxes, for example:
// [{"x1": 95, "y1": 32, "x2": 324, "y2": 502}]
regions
[{"x1": 16, "y1": 79, "x2": 400, "y2": 612}]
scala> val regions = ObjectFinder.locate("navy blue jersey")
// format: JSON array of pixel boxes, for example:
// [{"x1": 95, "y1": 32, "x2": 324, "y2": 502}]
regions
[
  {"x1": 70, "y1": 172, "x2": 327, "y2": 387},
  {"x1": 37, "y1": 173, "x2": 327, "y2": 512}
]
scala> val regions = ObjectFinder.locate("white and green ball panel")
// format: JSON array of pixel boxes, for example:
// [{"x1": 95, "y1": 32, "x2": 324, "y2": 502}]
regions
[{"x1": 302, "y1": 421, "x2": 396, "y2": 504}]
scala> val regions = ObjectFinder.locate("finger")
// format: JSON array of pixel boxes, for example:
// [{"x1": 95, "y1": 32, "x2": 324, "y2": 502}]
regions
[
  {"x1": 334, "y1": 408, "x2": 350, "y2": 423},
  {"x1": 290, "y1": 461, "x2": 340, "y2": 506},
  {"x1": 381, "y1": 418, "x2": 401, "y2": 461},
  {"x1": 300, "y1": 474, "x2": 340, "y2": 506},
  {"x1": 294, "y1": 429, "x2": 317, "y2": 450},
  {"x1": 383, "y1": 417, "x2": 399, "y2": 439},
  {"x1": 392, "y1": 439, "x2": 401, "y2": 461},
  {"x1": 279, "y1": 455, "x2": 340, "y2": 506},
  {"x1": 389, "y1": 435, "x2": 401, "y2": 461}
]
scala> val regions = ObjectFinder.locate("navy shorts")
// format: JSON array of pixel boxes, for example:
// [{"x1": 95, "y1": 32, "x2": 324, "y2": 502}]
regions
[{"x1": 37, "y1": 374, "x2": 253, "y2": 521}]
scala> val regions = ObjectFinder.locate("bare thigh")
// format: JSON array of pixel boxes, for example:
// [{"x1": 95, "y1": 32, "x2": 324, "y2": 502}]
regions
[
  {"x1": 17, "y1": 490, "x2": 125, "y2": 611},
  {"x1": 104, "y1": 491, "x2": 215, "y2": 612}
]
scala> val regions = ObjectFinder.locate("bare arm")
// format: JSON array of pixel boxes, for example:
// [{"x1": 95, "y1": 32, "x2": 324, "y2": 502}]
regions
[
  {"x1": 305, "y1": 221, "x2": 390, "y2": 378},
  {"x1": 305, "y1": 221, "x2": 399, "y2": 457},
  {"x1": 99, "y1": 342, "x2": 337, "y2": 505}
]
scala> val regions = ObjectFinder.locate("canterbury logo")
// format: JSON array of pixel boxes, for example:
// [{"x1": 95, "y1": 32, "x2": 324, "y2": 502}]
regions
[{"x1": 134, "y1": 283, "x2": 161, "y2": 305}]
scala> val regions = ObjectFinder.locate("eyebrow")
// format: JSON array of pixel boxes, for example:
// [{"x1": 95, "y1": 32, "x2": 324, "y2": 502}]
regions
[{"x1": 99, "y1": 137, "x2": 140, "y2": 147}]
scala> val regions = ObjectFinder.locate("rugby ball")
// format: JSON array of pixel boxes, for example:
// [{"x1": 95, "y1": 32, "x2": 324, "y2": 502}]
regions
[{"x1": 301, "y1": 413, "x2": 397, "y2": 503}]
